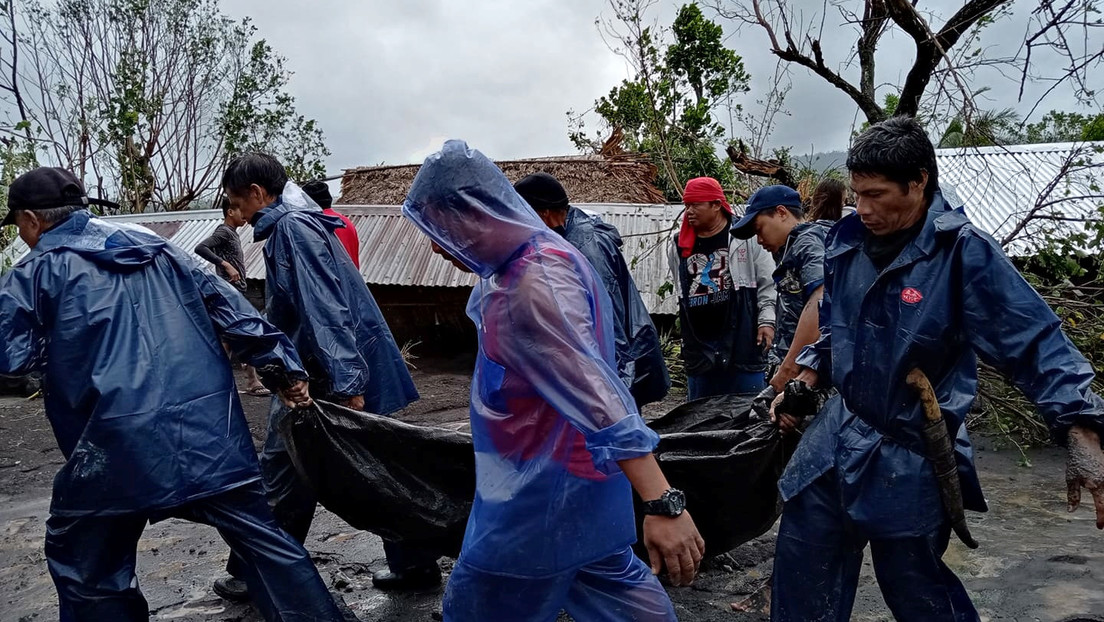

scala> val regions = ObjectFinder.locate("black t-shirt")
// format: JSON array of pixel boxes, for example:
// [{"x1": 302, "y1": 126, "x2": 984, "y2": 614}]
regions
[
  {"x1": 863, "y1": 215, "x2": 926, "y2": 271},
  {"x1": 681, "y1": 228, "x2": 734, "y2": 333}
]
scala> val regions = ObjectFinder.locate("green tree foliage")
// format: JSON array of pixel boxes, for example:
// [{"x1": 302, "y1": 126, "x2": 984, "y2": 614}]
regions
[
  {"x1": 571, "y1": 2, "x2": 749, "y2": 200},
  {"x1": 937, "y1": 108, "x2": 1022, "y2": 148},
  {"x1": 0, "y1": 0, "x2": 329, "y2": 212},
  {"x1": 1024, "y1": 110, "x2": 1104, "y2": 144}
]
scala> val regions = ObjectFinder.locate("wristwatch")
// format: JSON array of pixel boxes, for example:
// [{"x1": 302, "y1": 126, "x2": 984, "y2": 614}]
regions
[{"x1": 642, "y1": 488, "x2": 686, "y2": 517}]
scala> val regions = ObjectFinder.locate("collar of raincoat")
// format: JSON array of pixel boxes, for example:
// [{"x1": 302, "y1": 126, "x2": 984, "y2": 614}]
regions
[
  {"x1": 826, "y1": 191, "x2": 968, "y2": 263},
  {"x1": 565, "y1": 206, "x2": 624, "y2": 250},
  {"x1": 402, "y1": 140, "x2": 550, "y2": 279},
  {"x1": 252, "y1": 181, "x2": 343, "y2": 242},
  {"x1": 25, "y1": 208, "x2": 166, "y2": 270}
]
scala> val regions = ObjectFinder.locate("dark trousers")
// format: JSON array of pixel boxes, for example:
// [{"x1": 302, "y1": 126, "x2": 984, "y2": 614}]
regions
[
  {"x1": 229, "y1": 399, "x2": 438, "y2": 577},
  {"x1": 45, "y1": 481, "x2": 343, "y2": 622},
  {"x1": 771, "y1": 471, "x2": 980, "y2": 622},
  {"x1": 686, "y1": 367, "x2": 765, "y2": 400}
]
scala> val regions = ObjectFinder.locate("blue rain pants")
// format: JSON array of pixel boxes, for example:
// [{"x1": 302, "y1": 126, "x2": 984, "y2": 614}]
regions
[
  {"x1": 771, "y1": 470, "x2": 980, "y2": 622},
  {"x1": 442, "y1": 546, "x2": 675, "y2": 622},
  {"x1": 228, "y1": 399, "x2": 438, "y2": 578},
  {"x1": 45, "y1": 481, "x2": 343, "y2": 622}
]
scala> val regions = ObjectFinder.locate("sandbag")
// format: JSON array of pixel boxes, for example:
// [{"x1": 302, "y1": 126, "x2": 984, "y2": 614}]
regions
[{"x1": 280, "y1": 396, "x2": 791, "y2": 559}]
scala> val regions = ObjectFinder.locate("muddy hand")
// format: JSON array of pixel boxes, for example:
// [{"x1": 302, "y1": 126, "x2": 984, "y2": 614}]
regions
[
  {"x1": 341, "y1": 394, "x2": 365, "y2": 411},
  {"x1": 279, "y1": 380, "x2": 313, "y2": 409},
  {"x1": 1066, "y1": 426, "x2": 1104, "y2": 529},
  {"x1": 769, "y1": 392, "x2": 799, "y2": 434},
  {"x1": 751, "y1": 386, "x2": 778, "y2": 420},
  {"x1": 644, "y1": 512, "x2": 705, "y2": 587}
]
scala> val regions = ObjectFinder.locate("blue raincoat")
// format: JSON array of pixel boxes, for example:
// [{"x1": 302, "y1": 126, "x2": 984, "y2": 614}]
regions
[
  {"x1": 402, "y1": 141, "x2": 660, "y2": 578},
  {"x1": 252, "y1": 183, "x2": 418, "y2": 414},
  {"x1": 0, "y1": 210, "x2": 306, "y2": 516},
  {"x1": 561, "y1": 207, "x2": 670, "y2": 406},
  {"x1": 784, "y1": 192, "x2": 1104, "y2": 538}
]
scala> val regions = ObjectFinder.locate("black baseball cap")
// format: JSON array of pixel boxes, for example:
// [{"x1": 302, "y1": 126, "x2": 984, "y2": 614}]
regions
[{"x1": 3, "y1": 167, "x2": 118, "y2": 226}]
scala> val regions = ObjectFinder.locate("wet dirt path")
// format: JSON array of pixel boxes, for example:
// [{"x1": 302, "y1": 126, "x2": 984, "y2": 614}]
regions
[{"x1": 1, "y1": 364, "x2": 1102, "y2": 621}]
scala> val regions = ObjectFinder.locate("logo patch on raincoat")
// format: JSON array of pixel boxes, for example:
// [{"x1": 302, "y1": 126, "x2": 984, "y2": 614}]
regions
[{"x1": 901, "y1": 287, "x2": 923, "y2": 304}]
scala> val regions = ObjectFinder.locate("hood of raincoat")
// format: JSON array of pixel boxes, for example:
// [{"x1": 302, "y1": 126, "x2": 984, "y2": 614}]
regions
[
  {"x1": 252, "y1": 182, "x2": 346, "y2": 242},
  {"x1": 402, "y1": 140, "x2": 547, "y2": 278},
  {"x1": 26, "y1": 209, "x2": 166, "y2": 271}
]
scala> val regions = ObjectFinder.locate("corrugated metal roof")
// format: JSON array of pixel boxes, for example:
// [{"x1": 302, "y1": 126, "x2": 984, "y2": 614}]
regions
[
  {"x1": 0, "y1": 204, "x2": 685, "y2": 313},
  {"x1": 935, "y1": 142, "x2": 1104, "y2": 254},
  {"x1": 331, "y1": 204, "x2": 684, "y2": 314}
]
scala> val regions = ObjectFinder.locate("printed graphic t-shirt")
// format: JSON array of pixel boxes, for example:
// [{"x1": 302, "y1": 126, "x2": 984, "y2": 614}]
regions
[{"x1": 682, "y1": 228, "x2": 733, "y2": 332}]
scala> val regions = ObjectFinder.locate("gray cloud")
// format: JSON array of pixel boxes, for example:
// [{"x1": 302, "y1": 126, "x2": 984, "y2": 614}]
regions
[{"x1": 223, "y1": 0, "x2": 1097, "y2": 177}]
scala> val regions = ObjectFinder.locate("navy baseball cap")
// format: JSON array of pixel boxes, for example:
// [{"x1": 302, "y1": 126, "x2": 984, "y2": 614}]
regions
[
  {"x1": 730, "y1": 185, "x2": 803, "y2": 239},
  {"x1": 2, "y1": 167, "x2": 117, "y2": 226}
]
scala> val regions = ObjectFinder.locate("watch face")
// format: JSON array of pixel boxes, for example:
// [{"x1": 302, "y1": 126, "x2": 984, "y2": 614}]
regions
[{"x1": 666, "y1": 489, "x2": 686, "y2": 514}]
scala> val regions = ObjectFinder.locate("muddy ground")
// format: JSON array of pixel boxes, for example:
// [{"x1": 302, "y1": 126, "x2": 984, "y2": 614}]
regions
[{"x1": 1, "y1": 357, "x2": 1103, "y2": 622}]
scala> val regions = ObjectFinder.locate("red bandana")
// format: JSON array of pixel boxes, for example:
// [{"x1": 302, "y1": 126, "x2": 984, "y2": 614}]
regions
[{"x1": 678, "y1": 177, "x2": 733, "y2": 258}]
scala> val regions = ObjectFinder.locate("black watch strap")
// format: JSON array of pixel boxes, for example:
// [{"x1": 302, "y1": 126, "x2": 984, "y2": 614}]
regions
[{"x1": 642, "y1": 488, "x2": 686, "y2": 517}]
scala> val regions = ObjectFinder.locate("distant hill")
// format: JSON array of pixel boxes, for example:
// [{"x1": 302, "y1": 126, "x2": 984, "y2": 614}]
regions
[{"x1": 792, "y1": 150, "x2": 848, "y2": 173}]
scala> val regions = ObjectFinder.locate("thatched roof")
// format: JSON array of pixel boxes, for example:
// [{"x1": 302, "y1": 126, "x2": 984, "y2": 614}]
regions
[{"x1": 339, "y1": 152, "x2": 667, "y2": 205}]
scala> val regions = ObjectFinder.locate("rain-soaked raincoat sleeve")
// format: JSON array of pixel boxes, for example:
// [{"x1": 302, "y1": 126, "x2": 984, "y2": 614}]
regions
[
  {"x1": 181, "y1": 249, "x2": 306, "y2": 381},
  {"x1": 271, "y1": 223, "x2": 370, "y2": 399},
  {"x1": 0, "y1": 268, "x2": 44, "y2": 375},
  {"x1": 958, "y1": 232, "x2": 1104, "y2": 443},
  {"x1": 794, "y1": 277, "x2": 833, "y2": 382},
  {"x1": 484, "y1": 255, "x2": 659, "y2": 474}
]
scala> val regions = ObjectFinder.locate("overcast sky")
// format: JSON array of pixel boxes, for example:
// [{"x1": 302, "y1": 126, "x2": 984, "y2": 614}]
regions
[{"x1": 221, "y1": 0, "x2": 1097, "y2": 178}]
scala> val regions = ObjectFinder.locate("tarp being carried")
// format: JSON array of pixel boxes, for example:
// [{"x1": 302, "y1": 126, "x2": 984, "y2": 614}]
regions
[{"x1": 281, "y1": 395, "x2": 792, "y2": 559}]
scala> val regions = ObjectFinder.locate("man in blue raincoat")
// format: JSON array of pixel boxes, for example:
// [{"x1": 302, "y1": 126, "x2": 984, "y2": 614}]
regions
[
  {"x1": 0, "y1": 167, "x2": 346, "y2": 621},
  {"x1": 403, "y1": 140, "x2": 705, "y2": 622},
  {"x1": 770, "y1": 117, "x2": 1104, "y2": 621},
  {"x1": 214, "y1": 154, "x2": 433, "y2": 597},
  {"x1": 513, "y1": 172, "x2": 670, "y2": 408}
]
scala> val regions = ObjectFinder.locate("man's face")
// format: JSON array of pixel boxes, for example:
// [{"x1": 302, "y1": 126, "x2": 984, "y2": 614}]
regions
[
  {"x1": 14, "y1": 211, "x2": 46, "y2": 248},
  {"x1": 226, "y1": 206, "x2": 247, "y2": 227},
  {"x1": 534, "y1": 209, "x2": 568, "y2": 231},
  {"x1": 753, "y1": 207, "x2": 796, "y2": 253},
  {"x1": 430, "y1": 241, "x2": 473, "y2": 273},
  {"x1": 684, "y1": 201, "x2": 723, "y2": 231},
  {"x1": 851, "y1": 172, "x2": 928, "y2": 236},
  {"x1": 224, "y1": 184, "x2": 275, "y2": 222}
]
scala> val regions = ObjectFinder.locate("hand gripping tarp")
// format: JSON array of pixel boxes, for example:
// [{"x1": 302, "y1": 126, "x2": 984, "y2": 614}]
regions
[{"x1": 280, "y1": 396, "x2": 793, "y2": 558}]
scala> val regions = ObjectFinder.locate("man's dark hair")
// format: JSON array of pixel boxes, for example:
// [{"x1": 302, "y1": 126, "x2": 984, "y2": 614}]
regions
[
  {"x1": 809, "y1": 178, "x2": 846, "y2": 221},
  {"x1": 216, "y1": 195, "x2": 233, "y2": 217},
  {"x1": 301, "y1": 180, "x2": 333, "y2": 208},
  {"x1": 847, "y1": 116, "x2": 939, "y2": 203},
  {"x1": 222, "y1": 153, "x2": 288, "y2": 198}
]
